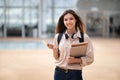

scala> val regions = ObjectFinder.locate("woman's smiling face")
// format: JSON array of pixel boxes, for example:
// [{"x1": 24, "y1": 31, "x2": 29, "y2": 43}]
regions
[{"x1": 63, "y1": 13, "x2": 76, "y2": 31}]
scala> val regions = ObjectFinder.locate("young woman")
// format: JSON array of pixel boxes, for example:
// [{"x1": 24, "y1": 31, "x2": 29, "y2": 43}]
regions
[{"x1": 47, "y1": 9, "x2": 94, "y2": 80}]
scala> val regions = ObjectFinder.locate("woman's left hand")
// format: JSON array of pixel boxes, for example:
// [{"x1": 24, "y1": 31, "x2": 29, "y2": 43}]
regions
[
  {"x1": 67, "y1": 57, "x2": 76, "y2": 64},
  {"x1": 67, "y1": 57, "x2": 82, "y2": 64}
]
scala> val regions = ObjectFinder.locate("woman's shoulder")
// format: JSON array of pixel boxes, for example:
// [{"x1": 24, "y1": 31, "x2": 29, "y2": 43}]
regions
[
  {"x1": 84, "y1": 32, "x2": 89, "y2": 37},
  {"x1": 84, "y1": 32, "x2": 91, "y2": 41},
  {"x1": 54, "y1": 33, "x2": 63, "y2": 39}
]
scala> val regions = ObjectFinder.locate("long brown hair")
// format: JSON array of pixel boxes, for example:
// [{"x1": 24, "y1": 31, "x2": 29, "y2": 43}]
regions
[{"x1": 56, "y1": 9, "x2": 86, "y2": 34}]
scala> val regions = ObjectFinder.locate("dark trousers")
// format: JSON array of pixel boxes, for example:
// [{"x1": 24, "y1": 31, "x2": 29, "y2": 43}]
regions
[{"x1": 54, "y1": 67, "x2": 83, "y2": 80}]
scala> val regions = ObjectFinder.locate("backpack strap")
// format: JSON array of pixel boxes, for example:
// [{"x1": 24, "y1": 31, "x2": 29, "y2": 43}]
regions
[
  {"x1": 57, "y1": 33, "x2": 63, "y2": 45},
  {"x1": 57, "y1": 33, "x2": 63, "y2": 57},
  {"x1": 79, "y1": 32, "x2": 84, "y2": 42},
  {"x1": 58, "y1": 32, "x2": 84, "y2": 44}
]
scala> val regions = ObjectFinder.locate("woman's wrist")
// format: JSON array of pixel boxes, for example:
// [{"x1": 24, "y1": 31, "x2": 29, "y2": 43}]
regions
[
  {"x1": 74, "y1": 58, "x2": 82, "y2": 64},
  {"x1": 53, "y1": 47, "x2": 59, "y2": 60}
]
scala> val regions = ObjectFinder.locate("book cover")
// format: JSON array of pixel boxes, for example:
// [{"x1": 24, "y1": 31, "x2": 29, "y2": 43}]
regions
[{"x1": 70, "y1": 42, "x2": 88, "y2": 57}]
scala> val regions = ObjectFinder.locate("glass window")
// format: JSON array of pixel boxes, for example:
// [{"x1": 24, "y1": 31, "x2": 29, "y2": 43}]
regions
[
  {"x1": 24, "y1": 8, "x2": 38, "y2": 27},
  {"x1": 31, "y1": 9, "x2": 38, "y2": 26},
  {"x1": 6, "y1": 0, "x2": 23, "y2": 7},
  {"x1": 6, "y1": 8, "x2": 23, "y2": 28},
  {"x1": 24, "y1": 8, "x2": 31, "y2": 25},
  {"x1": 24, "y1": 0, "x2": 39, "y2": 7},
  {"x1": 46, "y1": 0, "x2": 52, "y2": 8},
  {"x1": 0, "y1": 0, "x2": 4, "y2": 7},
  {"x1": 86, "y1": 12, "x2": 104, "y2": 36},
  {"x1": 24, "y1": 0, "x2": 30, "y2": 7},
  {"x1": 54, "y1": 0, "x2": 77, "y2": 7},
  {"x1": 31, "y1": 0, "x2": 39, "y2": 7},
  {"x1": 46, "y1": 0, "x2": 77, "y2": 8},
  {"x1": 45, "y1": 9, "x2": 52, "y2": 25},
  {"x1": 0, "y1": 8, "x2": 4, "y2": 37},
  {"x1": 0, "y1": 8, "x2": 4, "y2": 24}
]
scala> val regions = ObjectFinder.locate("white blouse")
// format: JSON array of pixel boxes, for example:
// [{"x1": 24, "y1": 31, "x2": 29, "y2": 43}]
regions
[{"x1": 53, "y1": 31, "x2": 94, "y2": 70}]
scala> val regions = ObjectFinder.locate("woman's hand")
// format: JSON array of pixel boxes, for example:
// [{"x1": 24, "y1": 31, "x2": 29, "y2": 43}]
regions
[
  {"x1": 67, "y1": 57, "x2": 75, "y2": 64},
  {"x1": 47, "y1": 43, "x2": 53, "y2": 49},
  {"x1": 47, "y1": 43, "x2": 59, "y2": 60},
  {"x1": 67, "y1": 57, "x2": 82, "y2": 64}
]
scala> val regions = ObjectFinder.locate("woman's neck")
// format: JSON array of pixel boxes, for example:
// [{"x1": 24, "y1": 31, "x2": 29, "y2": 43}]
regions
[{"x1": 67, "y1": 28, "x2": 76, "y2": 35}]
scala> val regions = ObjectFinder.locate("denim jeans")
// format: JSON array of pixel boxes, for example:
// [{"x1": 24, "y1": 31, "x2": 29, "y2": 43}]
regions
[{"x1": 54, "y1": 67, "x2": 83, "y2": 80}]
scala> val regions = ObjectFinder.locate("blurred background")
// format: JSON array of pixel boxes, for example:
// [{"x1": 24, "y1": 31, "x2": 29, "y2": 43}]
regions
[
  {"x1": 0, "y1": 0, "x2": 120, "y2": 80},
  {"x1": 0, "y1": 0, "x2": 120, "y2": 38}
]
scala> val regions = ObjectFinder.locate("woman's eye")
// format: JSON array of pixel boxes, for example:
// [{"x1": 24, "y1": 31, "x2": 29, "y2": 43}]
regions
[
  {"x1": 64, "y1": 19, "x2": 68, "y2": 21},
  {"x1": 70, "y1": 17, "x2": 74, "y2": 20}
]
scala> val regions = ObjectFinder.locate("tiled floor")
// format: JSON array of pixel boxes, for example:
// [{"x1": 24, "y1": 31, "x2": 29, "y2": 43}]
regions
[{"x1": 0, "y1": 38, "x2": 120, "y2": 80}]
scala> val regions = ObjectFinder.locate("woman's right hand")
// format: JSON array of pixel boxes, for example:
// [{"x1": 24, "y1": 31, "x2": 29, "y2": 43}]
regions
[
  {"x1": 47, "y1": 43, "x2": 53, "y2": 49},
  {"x1": 47, "y1": 43, "x2": 59, "y2": 59}
]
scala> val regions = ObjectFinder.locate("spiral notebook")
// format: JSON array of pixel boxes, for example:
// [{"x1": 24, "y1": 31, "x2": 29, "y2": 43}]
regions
[{"x1": 70, "y1": 42, "x2": 88, "y2": 58}]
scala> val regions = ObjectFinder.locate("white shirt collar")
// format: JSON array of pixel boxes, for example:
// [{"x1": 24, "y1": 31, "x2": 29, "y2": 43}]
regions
[{"x1": 64, "y1": 30, "x2": 81, "y2": 39}]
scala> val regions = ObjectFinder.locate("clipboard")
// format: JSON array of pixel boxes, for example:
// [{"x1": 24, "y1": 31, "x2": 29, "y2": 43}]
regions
[{"x1": 70, "y1": 42, "x2": 88, "y2": 58}]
